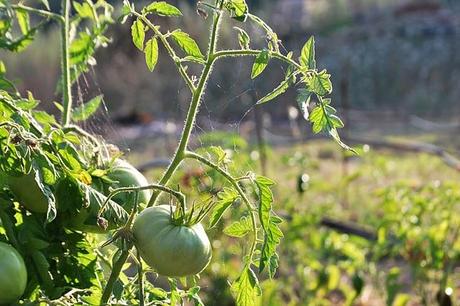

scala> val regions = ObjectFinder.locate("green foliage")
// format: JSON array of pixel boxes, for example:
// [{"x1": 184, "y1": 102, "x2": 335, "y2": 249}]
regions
[
  {"x1": 142, "y1": 1, "x2": 182, "y2": 17},
  {"x1": 131, "y1": 19, "x2": 145, "y2": 51},
  {"x1": 170, "y1": 30, "x2": 204, "y2": 59},
  {"x1": 144, "y1": 37, "x2": 159, "y2": 72},
  {"x1": 251, "y1": 50, "x2": 269, "y2": 79}
]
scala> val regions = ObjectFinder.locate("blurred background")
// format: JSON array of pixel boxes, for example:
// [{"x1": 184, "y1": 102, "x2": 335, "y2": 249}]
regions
[{"x1": 2, "y1": 0, "x2": 460, "y2": 305}]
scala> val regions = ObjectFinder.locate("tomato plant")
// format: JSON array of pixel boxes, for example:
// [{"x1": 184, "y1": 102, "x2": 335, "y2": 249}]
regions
[{"x1": 0, "y1": 0, "x2": 348, "y2": 305}]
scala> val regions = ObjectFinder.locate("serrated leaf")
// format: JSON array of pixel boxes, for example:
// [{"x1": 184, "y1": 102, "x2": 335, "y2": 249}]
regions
[
  {"x1": 226, "y1": 0, "x2": 248, "y2": 22},
  {"x1": 231, "y1": 266, "x2": 261, "y2": 306},
  {"x1": 131, "y1": 19, "x2": 145, "y2": 51},
  {"x1": 259, "y1": 215, "x2": 283, "y2": 277},
  {"x1": 143, "y1": 1, "x2": 182, "y2": 17},
  {"x1": 234, "y1": 27, "x2": 250, "y2": 49},
  {"x1": 224, "y1": 217, "x2": 252, "y2": 237},
  {"x1": 74, "y1": 2, "x2": 94, "y2": 19},
  {"x1": 15, "y1": 9, "x2": 30, "y2": 35},
  {"x1": 300, "y1": 36, "x2": 316, "y2": 69},
  {"x1": 251, "y1": 50, "x2": 269, "y2": 79},
  {"x1": 209, "y1": 187, "x2": 239, "y2": 228},
  {"x1": 309, "y1": 105, "x2": 327, "y2": 134},
  {"x1": 255, "y1": 175, "x2": 274, "y2": 231},
  {"x1": 171, "y1": 30, "x2": 204, "y2": 59},
  {"x1": 144, "y1": 37, "x2": 159, "y2": 71},
  {"x1": 72, "y1": 95, "x2": 103, "y2": 122},
  {"x1": 306, "y1": 70, "x2": 332, "y2": 96}
]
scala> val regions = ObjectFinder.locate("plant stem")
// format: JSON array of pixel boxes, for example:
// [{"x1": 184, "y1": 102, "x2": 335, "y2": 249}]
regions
[
  {"x1": 100, "y1": 250, "x2": 130, "y2": 305},
  {"x1": 214, "y1": 49, "x2": 303, "y2": 70},
  {"x1": 61, "y1": 0, "x2": 72, "y2": 126},
  {"x1": 147, "y1": 5, "x2": 223, "y2": 207},
  {"x1": 136, "y1": 248, "x2": 145, "y2": 306},
  {"x1": 98, "y1": 184, "x2": 186, "y2": 218},
  {"x1": 184, "y1": 151, "x2": 258, "y2": 260},
  {"x1": 11, "y1": 4, "x2": 64, "y2": 22}
]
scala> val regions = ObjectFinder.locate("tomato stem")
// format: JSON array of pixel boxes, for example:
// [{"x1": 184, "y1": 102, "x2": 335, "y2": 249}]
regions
[
  {"x1": 100, "y1": 249, "x2": 130, "y2": 305},
  {"x1": 60, "y1": 0, "x2": 72, "y2": 126}
]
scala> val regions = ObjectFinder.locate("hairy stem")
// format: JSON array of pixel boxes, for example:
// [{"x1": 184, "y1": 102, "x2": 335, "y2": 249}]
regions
[
  {"x1": 147, "y1": 5, "x2": 223, "y2": 207},
  {"x1": 98, "y1": 184, "x2": 186, "y2": 218},
  {"x1": 100, "y1": 250, "x2": 130, "y2": 305},
  {"x1": 61, "y1": 0, "x2": 72, "y2": 126},
  {"x1": 136, "y1": 248, "x2": 145, "y2": 306},
  {"x1": 11, "y1": 4, "x2": 64, "y2": 22},
  {"x1": 213, "y1": 49, "x2": 303, "y2": 70}
]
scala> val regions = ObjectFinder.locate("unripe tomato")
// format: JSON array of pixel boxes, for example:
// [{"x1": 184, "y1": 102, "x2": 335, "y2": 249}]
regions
[
  {"x1": 132, "y1": 205, "x2": 212, "y2": 277},
  {"x1": 104, "y1": 159, "x2": 151, "y2": 208},
  {"x1": 0, "y1": 242, "x2": 27, "y2": 304},
  {"x1": 6, "y1": 171, "x2": 49, "y2": 213}
]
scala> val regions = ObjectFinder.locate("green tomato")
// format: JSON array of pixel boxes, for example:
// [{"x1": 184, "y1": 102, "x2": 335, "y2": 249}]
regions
[
  {"x1": 132, "y1": 205, "x2": 212, "y2": 277},
  {"x1": 6, "y1": 171, "x2": 49, "y2": 213},
  {"x1": 0, "y1": 242, "x2": 27, "y2": 304},
  {"x1": 104, "y1": 159, "x2": 151, "y2": 208}
]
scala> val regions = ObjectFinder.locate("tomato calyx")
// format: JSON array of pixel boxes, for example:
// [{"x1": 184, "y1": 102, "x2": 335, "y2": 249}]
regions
[{"x1": 171, "y1": 197, "x2": 215, "y2": 227}]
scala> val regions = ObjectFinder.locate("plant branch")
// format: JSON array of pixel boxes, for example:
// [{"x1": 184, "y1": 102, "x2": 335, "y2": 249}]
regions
[
  {"x1": 132, "y1": 11, "x2": 196, "y2": 93},
  {"x1": 61, "y1": 0, "x2": 72, "y2": 126},
  {"x1": 136, "y1": 248, "x2": 145, "y2": 306},
  {"x1": 213, "y1": 49, "x2": 303, "y2": 71},
  {"x1": 100, "y1": 249, "x2": 130, "y2": 305},
  {"x1": 147, "y1": 3, "x2": 223, "y2": 207},
  {"x1": 11, "y1": 4, "x2": 65, "y2": 22},
  {"x1": 98, "y1": 184, "x2": 186, "y2": 218}
]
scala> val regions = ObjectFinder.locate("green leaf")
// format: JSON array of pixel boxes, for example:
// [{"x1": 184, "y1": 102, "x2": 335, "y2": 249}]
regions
[
  {"x1": 72, "y1": 95, "x2": 103, "y2": 122},
  {"x1": 223, "y1": 217, "x2": 252, "y2": 238},
  {"x1": 251, "y1": 50, "x2": 269, "y2": 79},
  {"x1": 31, "y1": 163, "x2": 56, "y2": 223},
  {"x1": 131, "y1": 18, "x2": 145, "y2": 51},
  {"x1": 234, "y1": 27, "x2": 250, "y2": 49},
  {"x1": 209, "y1": 187, "x2": 239, "y2": 228},
  {"x1": 171, "y1": 30, "x2": 204, "y2": 59},
  {"x1": 257, "y1": 73, "x2": 293, "y2": 104},
  {"x1": 300, "y1": 36, "x2": 316, "y2": 69},
  {"x1": 226, "y1": 0, "x2": 248, "y2": 22},
  {"x1": 73, "y1": 2, "x2": 94, "y2": 19},
  {"x1": 306, "y1": 70, "x2": 332, "y2": 96},
  {"x1": 255, "y1": 175, "x2": 274, "y2": 231},
  {"x1": 231, "y1": 266, "x2": 261, "y2": 306},
  {"x1": 143, "y1": 1, "x2": 182, "y2": 17},
  {"x1": 144, "y1": 37, "x2": 159, "y2": 72},
  {"x1": 259, "y1": 215, "x2": 283, "y2": 278},
  {"x1": 15, "y1": 9, "x2": 30, "y2": 35}
]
